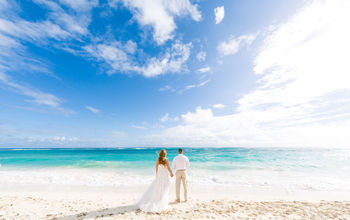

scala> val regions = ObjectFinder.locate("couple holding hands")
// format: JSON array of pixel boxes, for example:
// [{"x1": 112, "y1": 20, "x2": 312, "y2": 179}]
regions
[{"x1": 137, "y1": 148, "x2": 190, "y2": 213}]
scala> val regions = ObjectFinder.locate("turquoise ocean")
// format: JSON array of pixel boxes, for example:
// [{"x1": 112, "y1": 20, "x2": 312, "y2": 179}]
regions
[{"x1": 0, "y1": 148, "x2": 349, "y2": 191}]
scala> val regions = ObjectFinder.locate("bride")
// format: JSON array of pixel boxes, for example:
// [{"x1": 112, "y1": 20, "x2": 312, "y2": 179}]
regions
[{"x1": 137, "y1": 149, "x2": 174, "y2": 213}]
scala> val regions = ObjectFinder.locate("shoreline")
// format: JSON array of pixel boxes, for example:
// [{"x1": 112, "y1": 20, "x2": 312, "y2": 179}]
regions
[
  {"x1": 2, "y1": 183, "x2": 350, "y2": 201},
  {"x1": 1, "y1": 184, "x2": 350, "y2": 219}
]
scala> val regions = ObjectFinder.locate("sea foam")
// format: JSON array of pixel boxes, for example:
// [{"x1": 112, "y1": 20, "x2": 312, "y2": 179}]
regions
[{"x1": 0, "y1": 148, "x2": 350, "y2": 192}]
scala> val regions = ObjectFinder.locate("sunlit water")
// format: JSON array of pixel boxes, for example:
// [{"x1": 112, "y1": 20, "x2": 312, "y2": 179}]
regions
[{"x1": 0, "y1": 148, "x2": 350, "y2": 192}]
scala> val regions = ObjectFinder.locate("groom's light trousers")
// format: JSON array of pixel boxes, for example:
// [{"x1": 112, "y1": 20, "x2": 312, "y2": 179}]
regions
[{"x1": 176, "y1": 170, "x2": 187, "y2": 201}]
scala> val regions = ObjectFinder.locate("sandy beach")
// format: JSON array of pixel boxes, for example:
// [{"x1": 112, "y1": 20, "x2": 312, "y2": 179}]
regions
[{"x1": 1, "y1": 184, "x2": 350, "y2": 220}]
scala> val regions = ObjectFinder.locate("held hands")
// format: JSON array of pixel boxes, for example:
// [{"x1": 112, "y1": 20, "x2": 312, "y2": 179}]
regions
[{"x1": 170, "y1": 172, "x2": 174, "y2": 177}]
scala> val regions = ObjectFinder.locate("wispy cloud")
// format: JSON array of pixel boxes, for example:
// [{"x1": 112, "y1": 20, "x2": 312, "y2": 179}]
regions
[
  {"x1": 33, "y1": 0, "x2": 96, "y2": 36},
  {"x1": 0, "y1": 0, "x2": 95, "y2": 44},
  {"x1": 0, "y1": 4, "x2": 61, "y2": 77},
  {"x1": 56, "y1": 0, "x2": 98, "y2": 12},
  {"x1": 214, "y1": 6, "x2": 225, "y2": 24},
  {"x1": 0, "y1": 0, "x2": 97, "y2": 113},
  {"x1": 217, "y1": 34, "x2": 256, "y2": 56},
  {"x1": 0, "y1": 72, "x2": 72, "y2": 113},
  {"x1": 0, "y1": 18, "x2": 70, "y2": 42},
  {"x1": 159, "y1": 113, "x2": 181, "y2": 123},
  {"x1": 131, "y1": 124, "x2": 147, "y2": 130},
  {"x1": 0, "y1": 73, "x2": 60, "y2": 107},
  {"x1": 159, "y1": 79, "x2": 211, "y2": 94},
  {"x1": 198, "y1": 66, "x2": 211, "y2": 73},
  {"x1": 178, "y1": 79, "x2": 211, "y2": 94},
  {"x1": 196, "y1": 51, "x2": 206, "y2": 62},
  {"x1": 83, "y1": 40, "x2": 140, "y2": 75},
  {"x1": 85, "y1": 106, "x2": 100, "y2": 113},
  {"x1": 159, "y1": 85, "x2": 176, "y2": 92},
  {"x1": 160, "y1": 113, "x2": 169, "y2": 122}
]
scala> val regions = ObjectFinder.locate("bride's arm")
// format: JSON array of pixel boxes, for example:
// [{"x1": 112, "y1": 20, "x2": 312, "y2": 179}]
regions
[
  {"x1": 156, "y1": 159, "x2": 159, "y2": 174},
  {"x1": 166, "y1": 159, "x2": 174, "y2": 177}
]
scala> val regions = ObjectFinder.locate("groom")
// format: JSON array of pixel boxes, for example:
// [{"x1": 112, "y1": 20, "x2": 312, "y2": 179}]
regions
[{"x1": 171, "y1": 148, "x2": 190, "y2": 202}]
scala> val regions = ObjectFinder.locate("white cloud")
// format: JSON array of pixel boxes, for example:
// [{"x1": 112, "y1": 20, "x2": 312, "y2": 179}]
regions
[
  {"x1": 181, "y1": 107, "x2": 213, "y2": 124},
  {"x1": 84, "y1": 41, "x2": 140, "y2": 75},
  {"x1": 217, "y1": 34, "x2": 256, "y2": 56},
  {"x1": 213, "y1": 104, "x2": 225, "y2": 109},
  {"x1": 85, "y1": 41, "x2": 192, "y2": 77},
  {"x1": 85, "y1": 105, "x2": 100, "y2": 113},
  {"x1": 247, "y1": 0, "x2": 350, "y2": 109},
  {"x1": 198, "y1": 66, "x2": 210, "y2": 73},
  {"x1": 196, "y1": 51, "x2": 206, "y2": 62},
  {"x1": 53, "y1": 136, "x2": 66, "y2": 141},
  {"x1": 52, "y1": 136, "x2": 78, "y2": 143},
  {"x1": 141, "y1": 41, "x2": 192, "y2": 77},
  {"x1": 115, "y1": 0, "x2": 202, "y2": 44},
  {"x1": 143, "y1": 0, "x2": 350, "y2": 148},
  {"x1": 124, "y1": 40, "x2": 137, "y2": 54},
  {"x1": 160, "y1": 113, "x2": 169, "y2": 122},
  {"x1": 214, "y1": 6, "x2": 224, "y2": 24}
]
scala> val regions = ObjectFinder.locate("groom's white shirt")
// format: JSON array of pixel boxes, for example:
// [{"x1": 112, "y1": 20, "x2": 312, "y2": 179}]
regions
[{"x1": 171, "y1": 154, "x2": 190, "y2": 171}]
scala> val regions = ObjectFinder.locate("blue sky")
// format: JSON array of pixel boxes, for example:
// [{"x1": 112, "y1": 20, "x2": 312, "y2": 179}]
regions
[{"x1": 1, "y1": 0, "x2": 350, "y2": 148}]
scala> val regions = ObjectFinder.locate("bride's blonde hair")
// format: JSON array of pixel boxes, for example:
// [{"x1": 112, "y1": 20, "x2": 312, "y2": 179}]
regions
[{"x1": 158, "y1": 149, "x2": 167, "y2": 165}]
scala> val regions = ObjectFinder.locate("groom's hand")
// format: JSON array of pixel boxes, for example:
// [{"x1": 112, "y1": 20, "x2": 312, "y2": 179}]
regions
[{"x1": 170, "y1": 173, "x2": 174, "y2": 177}]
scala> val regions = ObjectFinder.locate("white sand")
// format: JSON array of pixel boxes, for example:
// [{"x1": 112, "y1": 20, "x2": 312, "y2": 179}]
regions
[{"x1": 0, "y1": 184, "x2": 350, "y2": 219}]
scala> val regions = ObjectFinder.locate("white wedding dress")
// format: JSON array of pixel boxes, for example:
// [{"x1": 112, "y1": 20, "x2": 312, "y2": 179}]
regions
[{"x1": 137, "y1": 164, "x2": 170, "y2": 213}]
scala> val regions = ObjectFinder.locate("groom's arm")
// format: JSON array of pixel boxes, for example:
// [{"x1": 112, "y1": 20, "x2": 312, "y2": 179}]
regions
[
  {"x1": 186, "y1": 157, "x2": 190, "y2": 169},
  {"x1": 171, "y1": 157, "x2": 176, "y2": 170}
]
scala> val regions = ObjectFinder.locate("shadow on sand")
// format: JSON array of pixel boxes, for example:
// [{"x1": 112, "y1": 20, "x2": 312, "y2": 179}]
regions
[
  {"x1": 54, "y1": 202, "x2": 181, "y2": 220},
  {"x1": 54, "y1": 204, "x2": 139, "y2": 220}
]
